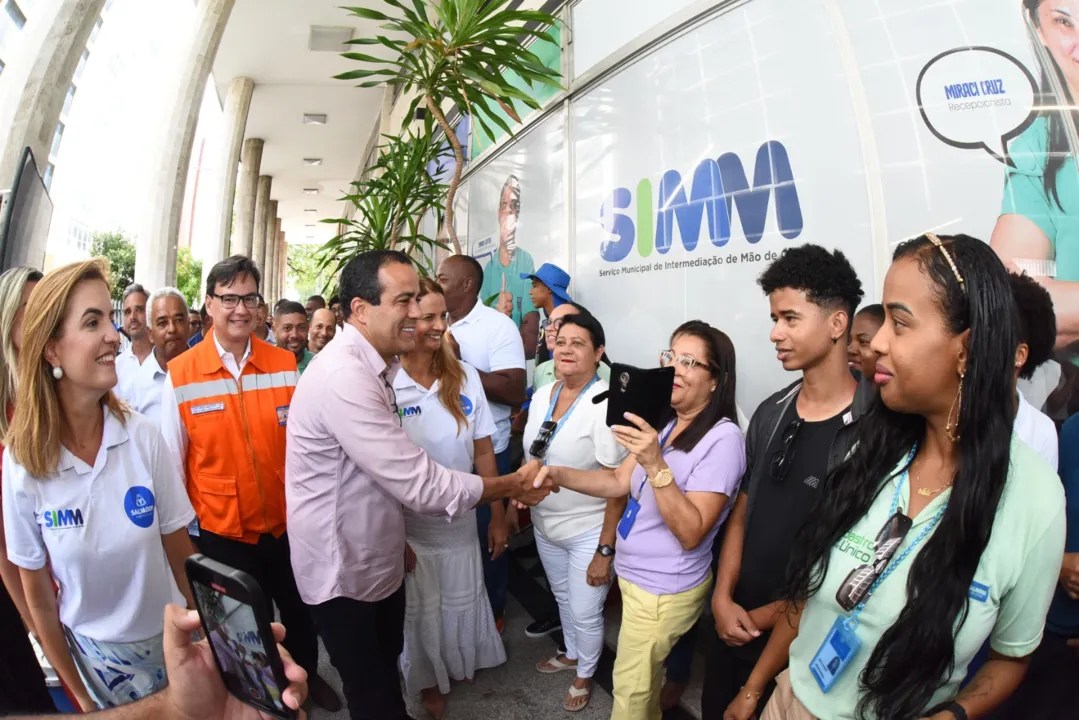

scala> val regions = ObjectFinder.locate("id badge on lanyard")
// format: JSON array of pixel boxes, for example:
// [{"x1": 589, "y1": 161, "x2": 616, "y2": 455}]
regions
[
  {"x1": 809, "y1": 448, "x2": 946, "y2": 693},
  {"x1": 810, "y1": 616, "x2": 862, "y2": 692},
  {"x1": 617, "y1": 423, "x2": 675, "y2": 540}
]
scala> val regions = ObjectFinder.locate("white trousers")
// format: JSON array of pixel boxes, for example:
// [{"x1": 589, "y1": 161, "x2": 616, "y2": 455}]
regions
[{"x1": 534, "y1": 524, "x2": 610, "y2": 679}]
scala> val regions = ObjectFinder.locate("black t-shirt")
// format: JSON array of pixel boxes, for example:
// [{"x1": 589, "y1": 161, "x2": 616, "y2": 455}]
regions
[{"x1": 734, "y1": 402, "x2": 849, "y2": 612}]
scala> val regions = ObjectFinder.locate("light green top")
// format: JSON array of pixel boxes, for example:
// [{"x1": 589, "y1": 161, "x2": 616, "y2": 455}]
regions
[
  {"x1": 480, "y1": 247, "x2": 536, "y2": 328},
  {"x1": 1001, "y1": 116, "x2": 1079, "y2": 281},
  {"x1": 296, "y1": 349, "x2": 316, "y2": 375},
  {"x1": 789, "y1": 437, "x2": 1066, "y2": 719},
  {"x1": 532, "y1": 359, "x2": 612, "y2": 391}
]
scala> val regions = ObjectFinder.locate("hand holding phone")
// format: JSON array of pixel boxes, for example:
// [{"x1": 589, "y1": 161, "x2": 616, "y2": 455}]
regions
[
  {"x1": 162, "y1": 603, "x2": 308, "y2": 720},
  {"x1": 186, "y1": 555, "x2": 300, "y2": 719},
  {"x1": 592, "y1": 363, "x2": 675, "y2": 430}
]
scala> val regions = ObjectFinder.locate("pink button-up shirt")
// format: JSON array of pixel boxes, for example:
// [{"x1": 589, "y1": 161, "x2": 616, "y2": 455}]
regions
[{"x1": 286, "y1": 324, "x2": 484, "y2": 604}]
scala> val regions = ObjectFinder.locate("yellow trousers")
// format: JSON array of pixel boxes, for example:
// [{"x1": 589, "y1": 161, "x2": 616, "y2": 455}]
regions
[{"x1": 610, "y1": 575, "x2": 712, "y2": 720}]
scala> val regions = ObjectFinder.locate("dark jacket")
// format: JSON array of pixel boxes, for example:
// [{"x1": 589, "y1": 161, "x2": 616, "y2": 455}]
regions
[{"x1": 742, "y1": 377, "x2": 877, "y2": 531}]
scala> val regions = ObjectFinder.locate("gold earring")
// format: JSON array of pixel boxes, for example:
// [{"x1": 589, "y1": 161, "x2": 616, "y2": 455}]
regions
[{"x1": 945, "y1": 370, "x2": 964, "y2": 443}]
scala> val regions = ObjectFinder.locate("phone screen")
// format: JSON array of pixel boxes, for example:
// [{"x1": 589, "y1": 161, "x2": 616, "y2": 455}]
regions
[{"x1": 192, "y1": 581, "x2": 287, "y2": 713}]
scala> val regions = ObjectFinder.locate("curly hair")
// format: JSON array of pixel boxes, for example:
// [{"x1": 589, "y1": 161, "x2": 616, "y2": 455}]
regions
[
  {"x1": 757, "y1": 244, "x2": 864, "y2": 324},
  {"x1": 1009, "y1": 272, "x2": 1056, "y2": 379}
]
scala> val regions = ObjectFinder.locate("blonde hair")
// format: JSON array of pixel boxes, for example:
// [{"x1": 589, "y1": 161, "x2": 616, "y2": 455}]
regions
[
  {"x1": 417, "y1": 278, "x2": 469, "y2": 434},
  {"x1": 6, "y1": 258, "x2": 126, "y2": 478},
  {"x1": 0, "y1": 266, "x2": 42, "y2": 437}
]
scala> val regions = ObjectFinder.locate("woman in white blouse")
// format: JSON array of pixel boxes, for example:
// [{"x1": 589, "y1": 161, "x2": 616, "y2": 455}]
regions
[
  {"x1": 395, "y1": 277, "x2": 506, "y2": 720},
  {"x1": 1, "y1": 259, "x2": 197, "y2": 710},
  {"x1": 523, "y1": 312, "x2": 628, "y2": 713}
]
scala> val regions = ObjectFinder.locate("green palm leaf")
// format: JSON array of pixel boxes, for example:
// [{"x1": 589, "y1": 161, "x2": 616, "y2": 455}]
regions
[{"x1": 334, "y1": 0, "x2": 561, "y2": 255}]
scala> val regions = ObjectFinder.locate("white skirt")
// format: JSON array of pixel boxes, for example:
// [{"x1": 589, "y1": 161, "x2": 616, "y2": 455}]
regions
[{"x1": 399, "y1": 508, "x2": 507, "y2": 696}]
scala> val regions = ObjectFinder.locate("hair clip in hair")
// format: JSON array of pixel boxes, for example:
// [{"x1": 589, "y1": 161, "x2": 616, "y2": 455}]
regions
[{"x1": 925, "y1": 232, "x2": 966, "y2": 294}]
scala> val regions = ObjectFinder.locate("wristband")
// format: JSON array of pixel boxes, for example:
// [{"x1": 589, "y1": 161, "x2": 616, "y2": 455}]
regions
[{"x1": 944, "y1": 702, "x2": 967, "y2": 720}]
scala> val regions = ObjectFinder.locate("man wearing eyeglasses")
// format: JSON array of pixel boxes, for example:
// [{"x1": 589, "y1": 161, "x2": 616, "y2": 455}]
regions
[
  {"x1": 703, "y1": 244, "x2": 875, "y2": 716},
  {"x1": 158, "y1": 255, "x2": 343, "y2": 712}
]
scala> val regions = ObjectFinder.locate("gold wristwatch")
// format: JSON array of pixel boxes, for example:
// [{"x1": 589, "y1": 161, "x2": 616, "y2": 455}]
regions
[{"x1": 648, "y1": 468, "x2": 675, "y2": 489}]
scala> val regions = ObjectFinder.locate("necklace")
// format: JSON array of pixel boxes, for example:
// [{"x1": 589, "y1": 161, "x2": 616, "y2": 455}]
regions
[
  {"x1": 917, "y1": 481, "x2": 953, "y2": 497},
  {"x1": 912, "y1": 461, "x2": 954, "y2": 497}
]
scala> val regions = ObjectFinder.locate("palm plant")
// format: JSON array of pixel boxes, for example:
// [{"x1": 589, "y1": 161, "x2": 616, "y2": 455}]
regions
[
  {"x1": 317, "y1": 126, "x2": 449, "y2": 284},
  {"x1": 335, "y1": 0, "x2": 561, "y2": 254}
]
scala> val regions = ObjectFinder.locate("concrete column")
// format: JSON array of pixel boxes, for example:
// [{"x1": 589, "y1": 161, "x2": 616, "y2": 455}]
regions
[
  {"x1": 136, "y1": 0, "x2": 237, "y2": 288},
  {"x1": 210, "y1": 76, "x2": 254, "y2": 266},
  {"x1": 233, "y1": 137, "x2": 263, "y2": 256},
  {"x1": 279, "y1": 237, "x2": 288, "y2": 300},
  {"x1": 263, "y1": 216, "x2": 279, "y2": 297},
  {"x1": 0, "y1": 0, "x2": 107, "y2": 265},
  {"x1": 261, "y1": 209, "x2": 277, "y2": 278},
  {"x1": 271, "y1": 232, "x2": 283, "y2": 301},
  {"x1": 251, "y1": 176, "x2": 272, "y2": 269},
  {"x1": 0, "y1": 0, "x2": 108, "y2": 182}
]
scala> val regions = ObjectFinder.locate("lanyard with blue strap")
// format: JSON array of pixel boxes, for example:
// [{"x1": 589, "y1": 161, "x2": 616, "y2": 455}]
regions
[
  {"x1": 535, "y1": 375, "x2": 599, "y2": 463},
  {"x1": 617, "y1": 421, "x2": 677, "y2": 540},
  {"x1": 810, "y1": 448, "x2": 948, "y2": 693}
]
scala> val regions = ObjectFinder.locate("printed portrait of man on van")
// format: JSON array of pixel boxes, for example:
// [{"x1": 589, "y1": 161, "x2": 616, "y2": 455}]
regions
[
  {"x1": 480, "y1": 174, "x2": 538, "y2": 328},
  {"x1": 992, "y1": 0, "x2": 1079, "y2": 415}
]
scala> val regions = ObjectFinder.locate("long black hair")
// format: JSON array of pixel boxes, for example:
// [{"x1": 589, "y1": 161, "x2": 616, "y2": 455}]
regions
[
  {"x1": 1024, "y1": 0, "x2": 1078, "y2": 210},
  {"x1": 660, "y1": 320, "x2": 738, "y2": 453},
  {"x1": 780, "y1": 234, "x2": 1019, "y2": 720}
]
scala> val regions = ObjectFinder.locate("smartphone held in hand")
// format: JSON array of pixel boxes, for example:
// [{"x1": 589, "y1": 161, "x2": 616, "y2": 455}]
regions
[
  {"x1": 593, "y1": 363, "x2": 674, "y2": 429},
  {"x1": 185, "y1": 554, "x2": 297, "y2": 720}
]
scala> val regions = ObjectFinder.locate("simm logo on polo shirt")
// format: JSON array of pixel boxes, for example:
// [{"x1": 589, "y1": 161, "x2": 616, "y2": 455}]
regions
[
  {"x1": 43, "y1": 508, "x2": 84, "y2": 529},
  {"x1": 399, "y1": 405, "x2": 422, "y2": 418}
]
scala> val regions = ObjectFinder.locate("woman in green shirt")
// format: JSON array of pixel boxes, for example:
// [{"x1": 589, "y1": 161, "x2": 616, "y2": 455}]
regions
[
  {"x1": 724, "y1": 234, "x2": 1065, "y2": 720},
  {"x1": 992, "y1": 0, "x2": 1079, "y2": 352}
]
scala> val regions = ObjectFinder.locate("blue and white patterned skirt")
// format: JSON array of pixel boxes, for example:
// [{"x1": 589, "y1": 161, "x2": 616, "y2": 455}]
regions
[{"x1": 63, "y1": 627, "x2": 167, "y2": 708}]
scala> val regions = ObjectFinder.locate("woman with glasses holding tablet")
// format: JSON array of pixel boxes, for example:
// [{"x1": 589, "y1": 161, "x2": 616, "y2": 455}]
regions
[
  {"x1": 721, "y1": 234, "x2": 1066, "y2": 720},
  {"x1": 522, "y1": 313, "x2": 626, "y2": 713},
  {"x1": 536, "y1": 320, "x2": 745, "y2": 719}
]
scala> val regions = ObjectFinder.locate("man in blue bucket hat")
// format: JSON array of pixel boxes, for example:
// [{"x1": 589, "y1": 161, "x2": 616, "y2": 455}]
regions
[{"x1": 521, "y1": 263, "x2": 573, "y2": 363}]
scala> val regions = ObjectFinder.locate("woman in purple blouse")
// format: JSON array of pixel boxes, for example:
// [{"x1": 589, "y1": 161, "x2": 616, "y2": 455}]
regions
[{"x1": 539, "y1": 320, "x2": 747, "y2": 718}]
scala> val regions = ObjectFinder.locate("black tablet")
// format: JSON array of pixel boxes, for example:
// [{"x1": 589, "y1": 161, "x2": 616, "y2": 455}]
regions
[{"x1": 593, "y1": 363, "x2": 674, "y2": 429}]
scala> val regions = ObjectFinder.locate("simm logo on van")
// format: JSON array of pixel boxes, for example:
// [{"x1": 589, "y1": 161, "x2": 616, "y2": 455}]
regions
[{"x1": 599, "y1": 141, "x2": 804, "y2": 263}]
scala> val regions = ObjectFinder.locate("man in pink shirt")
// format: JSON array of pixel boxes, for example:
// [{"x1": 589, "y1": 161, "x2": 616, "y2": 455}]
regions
[{"x1": 286, "y1": 250, "x2": 551, "y2": 720}]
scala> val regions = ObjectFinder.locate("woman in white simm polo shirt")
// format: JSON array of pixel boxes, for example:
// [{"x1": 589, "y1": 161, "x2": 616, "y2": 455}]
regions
[
  {"x1": 1, "y1": 259, "x2": 197, "y2": 711},
  {"x1": 723, "y1": 235, "x2": 1067, "y2": 720},
  {"x1": 394, "y1": 278, "x2": 506, "y2": 720}
]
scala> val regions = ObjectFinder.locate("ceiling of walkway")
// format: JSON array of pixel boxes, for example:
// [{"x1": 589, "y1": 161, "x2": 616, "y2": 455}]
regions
[{"x1": 212, "y1": 0, "x2": 391, "y2": 247}]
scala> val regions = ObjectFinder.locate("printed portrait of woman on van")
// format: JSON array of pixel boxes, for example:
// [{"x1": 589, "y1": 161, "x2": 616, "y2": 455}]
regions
[{"x1": 991, "y1": 0, "x2": 1079, "y2": 357}]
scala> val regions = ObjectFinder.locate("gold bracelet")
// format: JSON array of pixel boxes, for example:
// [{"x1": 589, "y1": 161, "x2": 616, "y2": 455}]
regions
[{"x1": 740, "y1": 686, "x2": 763, "y2": 701}]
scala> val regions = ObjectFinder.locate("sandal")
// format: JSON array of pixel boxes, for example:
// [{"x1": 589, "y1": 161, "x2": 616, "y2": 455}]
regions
[
  {"x1": 563, "y1": 684, "x2": 592, "y2": 712},
  {"x1": 536, "y1": 655, "x2": 578, "y2": 674}
]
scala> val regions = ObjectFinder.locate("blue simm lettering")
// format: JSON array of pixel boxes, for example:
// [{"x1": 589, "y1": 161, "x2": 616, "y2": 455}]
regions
[{"x1": 600, "y1": 140, "x2": 803, "y2": 263}]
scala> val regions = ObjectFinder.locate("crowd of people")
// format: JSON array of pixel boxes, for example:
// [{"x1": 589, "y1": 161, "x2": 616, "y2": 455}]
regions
[{"x1": 0, "y1": 232, "x2": 1074, "y2": 720}]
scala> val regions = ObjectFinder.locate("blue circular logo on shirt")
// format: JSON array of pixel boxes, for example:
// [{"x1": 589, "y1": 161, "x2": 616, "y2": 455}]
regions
[
  {"x1": 459, "y1": 395, "x2": 474, "y2": 417},
  {"x1": 124, "y1": 486, "x2": 156, "y2": 529}
]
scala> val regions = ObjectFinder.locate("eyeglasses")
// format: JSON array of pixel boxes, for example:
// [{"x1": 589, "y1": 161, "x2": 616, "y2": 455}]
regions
[
  {"x1": 835, "y1": 512, "x2": 913, "y2": 611},
  {"x1": 659, "y1": 350, "x2": 712, "y2": 372},
  {"x1": 769, "y1": 418, "x2": 803, "y2": 483},
  {"x1": 210, "y1": 292, "x2": 261, "y2": 310}
]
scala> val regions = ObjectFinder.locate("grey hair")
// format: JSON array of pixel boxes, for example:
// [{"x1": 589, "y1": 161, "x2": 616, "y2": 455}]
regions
[
  {"x1": 147, "y1": 287, "x2": 188, "y2": 317},
  {"x1": 122, "y1": 282, "x2": 148, "y2": 303}
]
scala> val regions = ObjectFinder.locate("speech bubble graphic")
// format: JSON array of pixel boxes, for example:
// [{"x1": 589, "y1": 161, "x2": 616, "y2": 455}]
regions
[{"x1": 917, "y1": 46, "x2": 1038, "y2": 166}]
